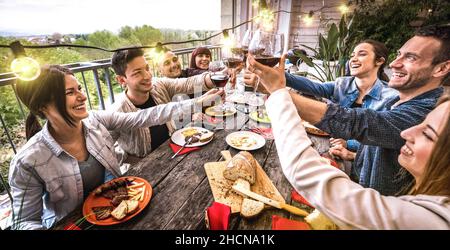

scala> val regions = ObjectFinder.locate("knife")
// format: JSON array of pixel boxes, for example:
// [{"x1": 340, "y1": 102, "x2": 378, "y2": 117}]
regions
[
  {"x1": 232, "y1": 183, "x2": 309, "y2": 217},
  {"x1": 171, "y1": 137, "x2": 193, "y2": 159}
]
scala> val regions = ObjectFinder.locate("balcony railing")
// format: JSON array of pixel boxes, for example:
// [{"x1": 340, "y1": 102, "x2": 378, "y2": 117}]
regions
[{"x1": 0, "y1": 44, "x2": 222, "y2": 193}]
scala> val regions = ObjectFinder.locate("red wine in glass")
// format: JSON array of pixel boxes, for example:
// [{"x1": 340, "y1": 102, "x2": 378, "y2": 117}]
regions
[
  {"x1": 223, "y1": 58, "x2": 243, "y2": 69},
  {"x1": 211, "y1": 74, "x2": 229, "y2": 87},
  {"x1": 254, "y1": 56, "x2": 281, "y2": 67}
]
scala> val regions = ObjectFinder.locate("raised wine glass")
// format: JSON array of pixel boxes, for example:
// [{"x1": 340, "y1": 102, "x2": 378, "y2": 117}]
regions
[{"x1": 247, "y1": 30, "x2": 285, "y2": 106}]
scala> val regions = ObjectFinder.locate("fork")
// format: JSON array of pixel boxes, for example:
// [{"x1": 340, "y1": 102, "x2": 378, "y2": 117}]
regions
[{"x1": 171, "y1": 137, "x2": 194, "y2": 159}]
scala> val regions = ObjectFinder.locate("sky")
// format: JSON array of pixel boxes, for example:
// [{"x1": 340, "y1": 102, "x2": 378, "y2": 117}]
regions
[{"x1": 0, "y1": 0, "x2": 221, "y2": 35}]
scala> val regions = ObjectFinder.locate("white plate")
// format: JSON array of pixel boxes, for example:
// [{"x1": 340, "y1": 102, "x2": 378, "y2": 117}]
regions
[
  {"x1": 226, "y1": 131, "x2": 266, "y2": 151},
  {"x1": 171, "y1": 127, "x2": 214, "y2": 147}
]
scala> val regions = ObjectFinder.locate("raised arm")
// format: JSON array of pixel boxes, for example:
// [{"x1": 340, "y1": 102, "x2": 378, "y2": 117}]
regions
[
  {"x1": 156, "y1": 72, "x2": 215, "y2": 98},
  {"x1": 285, "y1": 72, "x2": 335, "y2": 99},
  {"x1": 266, "y1": 88, "x2": 448, "y2": 229},
  {"x1": 92, "y1": 89, "x2": 222, "y2": 131}
]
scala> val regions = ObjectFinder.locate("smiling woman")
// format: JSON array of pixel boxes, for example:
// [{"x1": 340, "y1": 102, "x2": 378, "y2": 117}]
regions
[{"x1": 8, "y1": 64, "x2": 223, "y2": 229}]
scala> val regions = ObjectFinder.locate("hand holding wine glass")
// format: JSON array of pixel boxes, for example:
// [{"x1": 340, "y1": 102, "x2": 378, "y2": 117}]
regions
[
  {"x1": 246, "y1": 53, "x2": 288, "y2": 94},
  {"x1": 246, "y1": 30, "x2": 284, "y2": 106}
]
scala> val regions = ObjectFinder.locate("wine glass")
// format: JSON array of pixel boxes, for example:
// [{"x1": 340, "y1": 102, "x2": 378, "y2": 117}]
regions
[
  {"x1": 208, "y1": 60, "x2": 226, "y2": 73},
  {"x1": 247, "y1": 30, "x2": 285, "y2": 106}
]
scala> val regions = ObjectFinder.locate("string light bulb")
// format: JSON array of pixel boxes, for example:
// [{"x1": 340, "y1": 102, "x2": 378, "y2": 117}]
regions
[
  {"x1": 303, "y1": 11, "x2": 314, "y2": 26},
  {"x1": 10, "y1": 41, "x2": 40, "y2": 81},
  {"x1": 221, "y1": 30, "x2": 234, "y2": 50},
  {"x1": 147, "y1": 42, "x2": 165, "y2": 63},
  {"x1": 339, "y1": 4, "x2": 349, "y2": 15}
]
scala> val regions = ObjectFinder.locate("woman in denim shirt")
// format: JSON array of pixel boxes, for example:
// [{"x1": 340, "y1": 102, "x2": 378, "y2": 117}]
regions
[
  {"x1": 284, "y1": 40, "x2": 398, "y2": 161},
  {"x1": 8, "y1": 65, "x2": 221, "y2": 229}
]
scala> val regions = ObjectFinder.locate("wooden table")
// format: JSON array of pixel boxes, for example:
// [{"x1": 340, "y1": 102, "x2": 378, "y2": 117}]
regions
[{"x1": 54, "y1": 109, "x2": 330, "y2": 230}]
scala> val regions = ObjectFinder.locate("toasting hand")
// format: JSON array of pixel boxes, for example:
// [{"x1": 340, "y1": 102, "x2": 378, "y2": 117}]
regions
[{"x1": 244, "y1": 53, "x2": 288, "y2": 94}]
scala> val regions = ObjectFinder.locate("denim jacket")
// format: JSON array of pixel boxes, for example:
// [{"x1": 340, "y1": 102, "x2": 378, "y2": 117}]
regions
[
  {"x1": 285, "y1": 73, "x2": 398, "y2": 151},
  {"x1": 8, "y1": 99, "x2": 194, "y2": 230}
]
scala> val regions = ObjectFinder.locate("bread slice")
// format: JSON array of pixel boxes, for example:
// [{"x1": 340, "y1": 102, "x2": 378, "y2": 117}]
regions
[
  {"x1": 199, "y1": 131, "x2": 214, "y2": 142},
  {"x1": 111, "y1": 200, "x2": 128, "y2": 220},
  {"x1": 126, "y1": 200, "x2": 139, "y2": 215},
  {"x1": 230, "y1": 178, "x2": 251, "y2": 196},
  {"x1": 304, "y1": 209, "x2": 338, "y2": 230},
  {"x1": 240, "y1": 198, "x2": 264, "y2": 219},
  {"x1": 223, "y1": 151, "x2": 256, "y2": 184}
]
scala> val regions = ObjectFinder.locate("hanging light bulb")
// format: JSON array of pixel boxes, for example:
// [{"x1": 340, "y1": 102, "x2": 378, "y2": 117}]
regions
[
  {"x1": 253, "y1": 0, "x2": 274, "y2": 31},
  {"x1": 10, "y1": 41, "x2": 40, "y2": 81},
  {"x1": 339, "y1": 4, "x2": 349, "y2": 15},
  {"x1": 222, "y1": 30, "x2": 235, "y2": 50},
  {"x1": 303, "y1": 11, "x2": 314, "y2": 26},
  {"x1": 147, "y1": 42, "x2": 165, "y2": 63}
]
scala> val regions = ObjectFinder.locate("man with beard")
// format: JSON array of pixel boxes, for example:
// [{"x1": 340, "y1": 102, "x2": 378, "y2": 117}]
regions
[
  {"x1": 244, "y1": 25, "x2": 450, "y2": 195},
  {"x1": 158, "y1": 50, "x2": 184, "y2": 78}
]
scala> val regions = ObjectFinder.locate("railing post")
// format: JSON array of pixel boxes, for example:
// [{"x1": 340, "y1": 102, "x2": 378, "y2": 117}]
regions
[
  {"x1": 0, "y1": 114, "x2": 16, "y2": 154},
  {"x1": 92, "y1": 69, "x2": 105, "y2": 110},
  {"x1": 103, "y1": 68, "x2": 115, "y2": 104},
  {"x1": 11, "y1": 83, "x2": 26, "y2": 121},
  {"x1": 80, "y1": 71, "x2": 93, "y2": 110}
]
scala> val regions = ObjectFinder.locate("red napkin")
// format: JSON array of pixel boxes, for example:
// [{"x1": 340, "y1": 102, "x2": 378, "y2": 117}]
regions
[
  {"x1": 250, "y1": 127, "x2": 274, "y2": 140},
  {"x1": 169, "y1": 142, "x2": 201, "y2": 156},
  {"x1": 291, "y1": 190, "x2": 314, "y2": 208},
  {"x1": 272, "y1": 215, "x2": 311, "y2": 230},
  {"x1": 63, "y1": 222, "x2": 82, "y2": 230},
  {"x1": 205, "y1": 202, "x2": 231, "y2": 230}
]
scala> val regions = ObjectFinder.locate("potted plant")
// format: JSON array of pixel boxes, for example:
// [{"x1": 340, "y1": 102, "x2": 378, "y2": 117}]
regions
[{"x1": 294, "y1": 15, "x2": 354, "y2": 82}]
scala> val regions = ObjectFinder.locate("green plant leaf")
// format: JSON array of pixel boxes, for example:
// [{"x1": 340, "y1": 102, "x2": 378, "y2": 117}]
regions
[
  {"x1": 327, "y1": 24, "x2": 339, "y2": 60},
  {"x1": 318, "y1": 34, "x2": 328, "y2": 60},
  {"x1": 295, "y1": 53, "x2": 314, "y2": 67}
]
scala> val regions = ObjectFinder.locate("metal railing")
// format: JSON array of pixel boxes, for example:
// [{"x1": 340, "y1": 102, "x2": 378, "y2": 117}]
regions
[{"x1": 0, "y1": 44, "x2": 222, "y2": 191}]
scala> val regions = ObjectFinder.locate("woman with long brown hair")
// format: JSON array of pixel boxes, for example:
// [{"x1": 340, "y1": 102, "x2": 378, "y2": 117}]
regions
[{"x1": 8, "y1": 65, "x2": 221, "y2": 229}]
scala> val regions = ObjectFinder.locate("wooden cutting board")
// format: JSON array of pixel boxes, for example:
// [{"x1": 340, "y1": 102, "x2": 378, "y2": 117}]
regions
[{"x1": 204, "y1": 150, "x2": 285, "y2": 213}]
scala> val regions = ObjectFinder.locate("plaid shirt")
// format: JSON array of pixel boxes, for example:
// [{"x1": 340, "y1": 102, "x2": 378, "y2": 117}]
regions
[
  {"x1": 316, "y1": 87, "x2": 443, "y2": 195},
  {"x1": 285, "y1": 73, "x2": 398, "y2": 151}
]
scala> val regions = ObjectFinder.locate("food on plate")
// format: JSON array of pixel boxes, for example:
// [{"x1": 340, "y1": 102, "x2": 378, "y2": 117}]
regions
[
  {"x1": 93, "y1": 178, "x2": 128, "y2": 196},
  {"x1": 111, "y1": 200, "x2": 141, "y2": 221},
  {"x1": 304, "y1": 209, "x2": 338, "y2": 230},
  {"x1": 92, "y1": 206, "x2": 113, "y2": 220},
  {"x1": 249, "y1": 110, "x2": 271, "y2": 123},
  {"x1": 302, "y1": 121, "x2": 329, "y2": 136},
  {"x1": 182, "y1": 128, "x2": 200, "y2": 138},
  {"x1": 205, "y1": 106, "x2": 236, "y2": 116},
  {"x1": 182, "y1": 128, "x2": 213, "y2": 144},
  {"x1": 199, "y1": 131, "x2": 214, "y2": 142},
  {"x1": 240, "y1": 198, "x2": 265, "y2": 219},
  {"x1": 229, "y1": 135, "x2": 257, "y2": 149},
  {"x1": 223, "y1": 151, "x2": 256, "y2": 184},
  {"x1": 90, "y1": 178, "x2": 146, "y2": 222},
  {"x1": 111, "y1": 200, "x2": 129, "y2": 220},
  {"x1": 111, "y1": 194, "x2": 130, "y2": 207},
  {"x1": 125, "y1": 200, "x2": 140, "y2": 215}
]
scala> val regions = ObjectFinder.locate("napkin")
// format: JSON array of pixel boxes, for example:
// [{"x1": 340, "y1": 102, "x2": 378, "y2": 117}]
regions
[
  {"x1": 63, "y1": 221, "x2": 82, "y2": 230},
  {"x1": 272, "y1": 215, "x2": 311, "y2": 230},
  {"x1": 205, "y1": 202, "x2": 231, "y2": 230},
  {"x1": 250, "y1": 127, "x2": 274, "y2": 140},
  {"x1": 169, "y1": 142, "x2": 201, "y2": 156},
  {"x1": 291, "y1": 189, "x2": 314, "y2": 208}
]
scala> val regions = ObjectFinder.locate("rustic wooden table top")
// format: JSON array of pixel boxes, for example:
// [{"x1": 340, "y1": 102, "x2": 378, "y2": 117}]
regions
[{"x1": 54, "y1": 109, "x2": 330, "y2": 230}]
